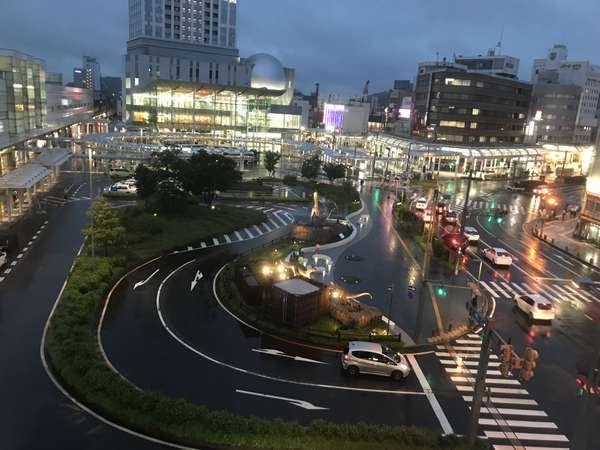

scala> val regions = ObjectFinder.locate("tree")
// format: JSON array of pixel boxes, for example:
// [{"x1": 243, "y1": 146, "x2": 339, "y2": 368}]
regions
[
  {"x1": 263, "y1": 151, "x2": 281, "y2": 177},
  {"x1": 134, "y1": 164, "x2": 159, "y2": 200},
  {"x1": 301, "y1": 155, "x2": 321, "y2": 181},
  {"x1": 82, "y1": 197, "x2": 125, "y2": 256},
  {"x1": 322, "y1": 163, "x2": 346, "y2": 184},
  {"x1": 180, "y1": 150, "x2": 242, "y2": 204}
]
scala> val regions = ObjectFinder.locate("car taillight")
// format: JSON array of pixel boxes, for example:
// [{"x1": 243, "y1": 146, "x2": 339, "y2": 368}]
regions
[
  {"x1": 343, "y1": 354, "x2": 349, "y2": 361},
  {"x1": 538, "y1": 304, "x2": 553, "y2": 310}
]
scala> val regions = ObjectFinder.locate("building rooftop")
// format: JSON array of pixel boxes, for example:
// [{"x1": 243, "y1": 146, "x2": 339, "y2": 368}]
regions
[{"x1": 274, "y1": 278, "x2": 320, "y2": 296}]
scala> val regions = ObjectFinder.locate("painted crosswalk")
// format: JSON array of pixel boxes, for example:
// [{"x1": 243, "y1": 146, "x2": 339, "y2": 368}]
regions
[
  {"x1": 473, "y1": 279, "x2": 599, "y2": 305},
  {"x1": 449, "y1": 200, "x2": 531, "y2": 216},
  {"x1": 438, "y1": 335, "x2": 569, "y2": 449}
]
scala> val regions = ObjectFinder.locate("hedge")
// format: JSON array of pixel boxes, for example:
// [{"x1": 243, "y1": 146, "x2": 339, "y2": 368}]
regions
[{"x1": 45, "y1": 234, "x2": 482, "y2": 449}]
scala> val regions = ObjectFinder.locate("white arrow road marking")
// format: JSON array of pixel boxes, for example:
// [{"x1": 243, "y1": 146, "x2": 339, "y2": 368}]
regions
[
  {"x1": 190, "y1": 270, "x2": 204, "y2": 292},
  {"x1": 236, "y1": 389, "x2": 328, "y2": 410},
  {"x1": 252, "y1": 348, "x2": 328, "y2": 365},
  {"x1": 133, "y1": 269, "x2": 160, "y2": 290}
]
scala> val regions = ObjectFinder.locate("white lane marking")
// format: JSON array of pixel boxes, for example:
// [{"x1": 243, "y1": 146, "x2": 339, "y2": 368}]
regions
[
  {"x1": 484, "y1": 430, "x2": 568, "y2": 442},
  {"x1": 490, "y1": 281, "x2": 510, "y2": 298},
  {"x1": 27, "y1": 240, "x2": 33, "y2": 246},
  {"x1": 554, "y1": 254, "x2": 575, "y2": 267},
  {"x1": 573, "y1": 287, "x2": 600, "y2": 304},
  {"x1": 543, "y1": 285, "x2": 571, "y2": 303},
  {"x1": 406, "y1": 354, "x2": 454, "y2": 434},
  {"x1": 440, "y1": 359, "x2": 501, "y2": 367},
  {"x1": 436, "y1": 352, "x2": 498, "y2": 359},
  {"x1": 4, "y1": 268, "x2": 11, "y2": 274},
  {"x1": 252, "y1": 348, "x2": 327, "y2": 365},
  {"x1": 468, "y1": 333, "x2": 480, "y2": 338},
  {"x1": 493, "y1": 446, "x2": 569, "y2": 450},
  {"x1": 201, "y1": 242, "x2": 207, "y2": 249},
  {"x1": 190, "y1": 270, "x2": 203, "y2": 292},
  {"x1": 273, "y1": 212, "x2": 288, "y2": 227},
  {"x1": 451, "y1": 376, "x2": 521, "y2": 385},
  {"x1": 479, "y1": 418, "x2": 557, "y2": 429},
  {"x1": 563, "y1": 285, "x2": 592, "y2": 303},
  {"x1": 455, "y1": 339, "x2": 481, "y2": 345},
  {"x1": 479, "y1": 407, "x2": 547, "y2": 417},
  {"x1": 512, "y1": 283, "x2": 529, "y2": 294},
  {"x1": 17, "y1": 253, "x2": 23, "y2": 259},
  {"x1": 480, "y1": 281, "x2": 500, "y2": 298},
  {"x1": 449, "y1": 346, "x2": 483, "y2": 352},
  {"x1": 585, "y1": 314, "x2": 594, "y2": 321},
  {"x1": 244, "y1": 227, "x2": 254, "y2": 239},
  {"x1": 445, "y1": 367, "x2": 502, "y2": 376},
  {"x1": 236, "y1": 389, "x2": 328, "y2": 411},
  {"x1": 10, "y1": 261, "x2": 17, "y2": 267},
  {"x1": 133, "y1": 269, "x2": 160, "y2": 290},
  {"x1": 268, "y1": 219, "x2": 279, "y2": 229},
  {"x1": 456, "y1": 386, "x2": 529, "y2": 395},
  {"x1": 212, "y1": 238, "x2": 219, "y2": 246},
  {"x1": 263, "y1": 208, "x2": 275, "y2": 213},
  {"x1": 224, "y1": 234, "x2": 232, "y2": 243},
  {"x1": 234, "y1": 231, "x2": 243, "y2": 241},
  {"x1": 0, "y1": 277, "x2": 4, "y2": 282},
  {"x1": 501, "y1": 282, "x2": 518, "y2": 296},
  {"x1": 253, "y1": 225, "x2": 263, "y2": 236},
  {"x1": 155, "y1": 263, "x2": 429, "y2": 398},
  {"x1": 263, "y1": 222, "x2": 273, "y2": 232},
  {"x1": 463, "y1": 396, "x2": 538, "y2": 405}
]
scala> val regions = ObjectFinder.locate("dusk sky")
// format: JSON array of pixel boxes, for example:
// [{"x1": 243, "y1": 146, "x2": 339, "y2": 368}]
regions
[{"x1": 1, "y1": 0, "x2": 599, "y2": 96}]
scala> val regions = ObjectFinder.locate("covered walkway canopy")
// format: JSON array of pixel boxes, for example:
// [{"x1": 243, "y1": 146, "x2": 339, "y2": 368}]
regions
[
  {"x1": 33, "y1": 148, "x2": 72, "y2": 168},
  {"x1": 0, "y1": 164, "x2": 50, "y2": 190}
]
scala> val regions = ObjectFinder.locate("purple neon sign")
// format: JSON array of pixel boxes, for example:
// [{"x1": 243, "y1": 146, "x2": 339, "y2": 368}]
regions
[{"x1": 323, "y1": 103, "x2": 344, "y2": 131}]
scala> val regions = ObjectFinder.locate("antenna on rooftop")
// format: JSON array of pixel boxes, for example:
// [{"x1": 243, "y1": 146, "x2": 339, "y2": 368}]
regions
[{"x1": 496, "y1": 25, "x2": 505, "y2": 55}]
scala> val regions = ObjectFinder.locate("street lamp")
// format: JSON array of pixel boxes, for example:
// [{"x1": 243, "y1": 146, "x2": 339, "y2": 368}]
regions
[{"x1": 387, "y1": 284, "x2": 394, "y2": 336}]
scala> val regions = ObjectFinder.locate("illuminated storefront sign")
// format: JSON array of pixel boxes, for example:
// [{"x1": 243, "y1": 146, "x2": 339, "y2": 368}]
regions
[{"x1": 323, "y1": 103, "x2": 345, "y2": 132}]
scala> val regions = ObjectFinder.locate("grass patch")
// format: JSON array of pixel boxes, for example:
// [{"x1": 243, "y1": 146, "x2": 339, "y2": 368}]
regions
[
  {"x1": 45, "y1": 206, "x2": 482, "y2": 450},
  {"x1": 103, "y1": 191, "x2": 137, "y2": 200},
  {"x1": 294, "y1": 181, "x2": 361, "y2": 214},
  {"x1": 119, "y1": 204, "x2": 266, "y2": 261}
]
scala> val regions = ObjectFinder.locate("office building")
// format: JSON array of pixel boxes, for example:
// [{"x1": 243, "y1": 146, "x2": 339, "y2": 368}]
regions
[
  {"x1": 83, "y1": 56, "x2": 101, "y2": 93},
  {"x1": 578, "y1": 153, "x2": 600, "y2": 246},
  {"x1": 128, "y1": 0, "x2": 237, "y2": 48},
  {"x1": 46, "y1": 72, "x2": 64, "y2": 86},
  {"x1": 123, "y1": 0, "x2": 302, "y2": 135},
  {"x1": 413, "y1": 62, "x2": 532, "y2": 145},
  {"x1": 455, "y1": 47, "x2": 520, "y2": 79},
  {"x1": 72, "y1": 68, "x2": 84, "y2": 87},
  {"x1": 527, "y1": 44, "x2": 600, "y2": 145}
]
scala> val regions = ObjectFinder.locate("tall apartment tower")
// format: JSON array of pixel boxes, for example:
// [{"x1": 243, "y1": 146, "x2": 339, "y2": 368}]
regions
[
  {"x1": 128, "y1": 0, "x2": 237, "y2": 49},
  {"x1": 83, "y1": 56, "x2": 101, "y2": 93}
]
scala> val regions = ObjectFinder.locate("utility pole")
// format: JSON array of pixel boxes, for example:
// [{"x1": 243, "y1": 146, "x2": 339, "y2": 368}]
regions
[
  {"x1": 387, "y1": 284, "x2": 394, "y2": 336},
  {"x1": 423, "y1": 187, "x2": 440, "y2": 282},
  {"x1": 88, "y1": 147, "x2": 95, "y2": 257},
  {"x1": 467, "y1": 320, "x2": 494, "y2": 446},
  {"x1": 455, "y1": 168, "x2": 473, "y2": 275}
]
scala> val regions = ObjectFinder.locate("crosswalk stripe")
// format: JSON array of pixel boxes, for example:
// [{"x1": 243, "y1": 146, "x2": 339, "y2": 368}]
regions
[
  {"x1": 451, "y1": 346, "x2": 483, "y2": 352},
  {"x1": 435, "y1": 352, "x2": 498, "y2": 359},
  {"x1": 455, "y1": 339, "x2": 481, "y2": 345},
  {"x1": 480, "y1": 281, "x2": 500, "y2": 298},
  {"x1": 480, "y1": 418, "x2": 557, "y2": 429},
  {"x1": 234, "y1": 231, "x2": 243, "y2": 241},
  {"x1": 511, "y1": 283, "x2": 529, "y2": 294},
  {"x1": 451, "y1": 376, "x2": 521, "y2": 385},
  {"x1": 263, "y1": 222, "x2": 273, "y2": 232},
  {"x1": 445, "y1": 367, "x2": 502, "y2": 376},
  {"x1": 253, "y1": 225, "x2": 263, "y2": 236},
  {"x1": 456, "y1": 385, "x2": 529, "y2": 395},
  {"x1": 484, "y1": 430, "x2": 568, "y2": 442},
  {"x1": 502, "y1": 204, "x2": 508, "y2": 211},
  {"x1": 269, "y1": 219, "x2": 279, "y2": 229},
  {"x1": 575, "y1": 287, "x2": 600, "y2": 304},
  {"x1": 479, "y1": 407, "x2": 547, "y2": 417},
  {"x1": 244, "y1": 228, "x2": 255, "y2": 239},
  {"x1": 490, "y1": 281, "x2": 511, "y2": 298},
  {"x1": 501, "y1": 282, "x2": 518, "y2": 296},
  {"x1": 224, "y1": 234, "x2": 232, "y2": 243},
  {"x1": 543, "y1": 285, "x2": 571, "y2": 303},
  {"x1": 468, "y1": 334, "x2": 480, "y2": 338},
  {"x1": 440, "y1": 359, "x2": 501, "y2": 367},
  {"x1": 212, "y1": 238, "x2": 220, "y2": 246},
  {"x1": 463, "y1": 396, "x2": 538, "y2": 405},
  {"x1": 562, "y1": 285, "x2": 592, "y2": 303},
  {"x1": 200, "y1": 242, "x2": 207, "y2": 248}
]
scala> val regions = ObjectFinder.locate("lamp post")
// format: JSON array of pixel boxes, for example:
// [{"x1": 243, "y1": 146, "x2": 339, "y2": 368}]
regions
[
  {"x1": 387, "y1": 284, "x2": 394, "y2": 336},
  {"x1": 88, "y1": 147, "x2": 95, "y2": 257}
]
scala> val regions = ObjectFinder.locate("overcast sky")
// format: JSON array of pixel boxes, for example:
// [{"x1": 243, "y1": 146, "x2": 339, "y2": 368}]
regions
[{"x1": 1, "y1": 0, "x2": 599, "y2": 96}]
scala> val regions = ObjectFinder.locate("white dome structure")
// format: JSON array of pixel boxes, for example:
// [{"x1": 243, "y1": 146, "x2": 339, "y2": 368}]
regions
[{"x1": 247, "y1": 53, "x2": 287, "y2": 91}]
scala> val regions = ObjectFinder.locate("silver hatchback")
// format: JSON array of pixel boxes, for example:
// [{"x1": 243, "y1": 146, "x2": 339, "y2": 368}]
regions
[{"x1": 342, "y1": 341, "x2": 411, "y2": 381}]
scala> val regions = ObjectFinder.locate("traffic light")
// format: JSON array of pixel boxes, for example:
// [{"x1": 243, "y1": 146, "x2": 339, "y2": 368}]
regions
[
  {"x1": 436, "y1": 286, "x2": 448, "y2": 297},
  {"x1": 496, "y1": 217, "x2": 504, "y2": 224},
  {"x1": 500, "y1": 344, "x2": 513, "y2": 377},
  {"x1": 521, "y1": 347, "x2": 539, "y2": 381}
]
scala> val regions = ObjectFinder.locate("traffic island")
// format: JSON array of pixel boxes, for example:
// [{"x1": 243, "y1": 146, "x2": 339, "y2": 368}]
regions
[
  {"x1": 218, "y1": 239, "x2": 406, "y2": 351},
  {"x1": 43, "y1": 202, "x2": 482, "y2": 450}
]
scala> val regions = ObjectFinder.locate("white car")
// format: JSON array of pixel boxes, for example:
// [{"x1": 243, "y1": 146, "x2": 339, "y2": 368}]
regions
[
  {"x1": 463, "y1": 226, "x2": 480, "y2": 243},
  {"x1": 0, "y1": 251, "x2": 6, "y2": 267},
  {"x1": 415, "y1": 197, "x2": 428, "y2": 211},
  {"x1": 515, "y1": 294, "x2": 555, "y2": 321},
  {"x1": 484, "y1": 247, "x2": 513, "y2": 266},
  {"x1": 110, "y1": 182, "x2": 137, "y2": 194}
]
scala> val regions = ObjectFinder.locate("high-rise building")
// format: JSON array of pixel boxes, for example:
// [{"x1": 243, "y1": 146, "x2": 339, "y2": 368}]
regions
[
  {"x1": 455, "y1": 47, "x2": 520, "y2": 79},
  {"x1": 413, "y1": 61, "x2": 532, "y2": 145},
  {"x1": 527, "y1": 44, "x2": 600, "y2": 145},
  {"x1": 128, "y1": 0, "x2": 237, "y2": 49},
  {"x1": 83, "y1": 56, "x2": 101, "y2": 93},
  {"x1": 123, "y1": 0, "x2": 302, "y2": 135},
  {"x1": 73, "y1": 68, "x2": 84, "y2": 87}
]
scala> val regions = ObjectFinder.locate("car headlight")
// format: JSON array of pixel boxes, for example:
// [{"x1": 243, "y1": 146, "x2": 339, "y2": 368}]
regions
[{"x1": 399, "y1": 363, "x2": 409, "y2": 372}]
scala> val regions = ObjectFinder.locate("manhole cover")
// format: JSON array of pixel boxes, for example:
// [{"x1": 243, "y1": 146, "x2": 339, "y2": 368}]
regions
[
  {"x1": 345, "y1": 253, "x2": 364, "y2": 262},
  {"x1": 339, "y1": 275, "x2": 361, "y2": 285}
]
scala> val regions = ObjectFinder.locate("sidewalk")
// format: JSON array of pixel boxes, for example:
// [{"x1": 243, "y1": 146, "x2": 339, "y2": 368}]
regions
[{"x1": 534, "y1": 216, "x2": 600, "y2": 268}]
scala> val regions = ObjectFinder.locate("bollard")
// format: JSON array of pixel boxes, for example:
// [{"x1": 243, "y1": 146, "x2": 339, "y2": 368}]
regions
[{"x1": 398, "y1": 332, "x2": 402, "y2": 343}]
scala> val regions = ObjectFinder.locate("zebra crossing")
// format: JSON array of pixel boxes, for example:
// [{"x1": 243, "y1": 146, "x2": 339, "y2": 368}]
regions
[
  {"x1": 37, "y1": 193, "x2": 91, "y2": 207},
  {"x1": 437, "y1": 334, "x2": 569, "y2": 449},
  {"x1": 449, "y1": 200, "x2": 529, "y2": 215},
  {"x1": 175, "y1": 206, "x2": 295, "y2": 254},
  {"x1": 476, "y1": 279, "x2": 600, "y2": 306}
]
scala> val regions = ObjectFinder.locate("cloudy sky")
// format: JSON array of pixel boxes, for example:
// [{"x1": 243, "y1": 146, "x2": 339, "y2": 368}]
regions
[{"x1": 1, "y1": 0, "x2": 599, "y2": 96}]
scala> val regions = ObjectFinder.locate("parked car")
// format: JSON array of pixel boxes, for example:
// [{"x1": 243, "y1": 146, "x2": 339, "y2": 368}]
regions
[
  {"x1": 515, "y1": 294, "x2": 555, "y2": 321},
  {"x1": 110, "y1": 182, "x2": 137, "y2": 194},
  {"x1": 415, "y1": 197, "x2": 428, "y2": 211},
  {"x1": 463, "y1": 226, "x2": 480, "y2": 243},
  {"x1": 484, "y1": 247, "x2": 513, "y2": 266},
  {"x1": 342, "y1": 341, "x2": 411, "y2": 381}
]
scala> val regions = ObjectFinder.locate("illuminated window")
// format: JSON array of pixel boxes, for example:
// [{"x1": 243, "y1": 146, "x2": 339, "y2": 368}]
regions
[
  {"x1": 472, "y1": 108, "x2": 480, "y2": 116},
  {"x1": 445, "y1": 78, "x2": 471, "y2": 87},
  {"x1": 470, "y1": 123, "x2": 478, "y2": 129},
  {"x1": 440, "y1": 120, "x2": 465, "y2": 128}
]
